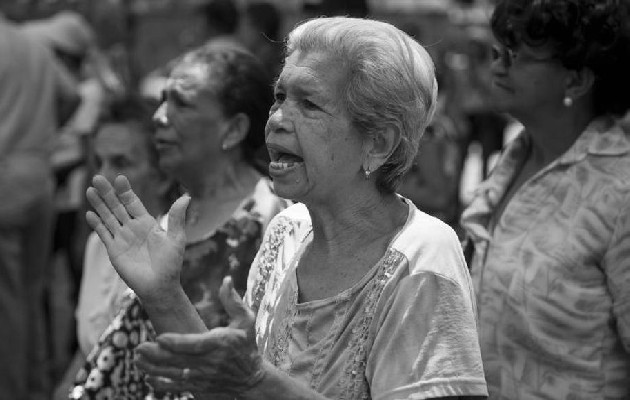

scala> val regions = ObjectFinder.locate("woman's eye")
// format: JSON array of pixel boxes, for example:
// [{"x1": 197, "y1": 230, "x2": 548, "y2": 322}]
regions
[
  {"x1": 274, "y1": 91, "x2": 286, "y2": 102},
  {"x1": 302, "y1": 99, "x2": 319, "y2": 110}
]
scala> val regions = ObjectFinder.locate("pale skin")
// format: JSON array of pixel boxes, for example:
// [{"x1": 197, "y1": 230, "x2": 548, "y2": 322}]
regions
[{"x1": 85, "y1": 48, "x2": 467, "y2": 400}]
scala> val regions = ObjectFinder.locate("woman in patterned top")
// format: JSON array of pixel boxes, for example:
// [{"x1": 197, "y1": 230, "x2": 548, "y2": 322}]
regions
[
  {"x1": 71, "y1": 41, "x2": 287, "y2": 399},
  {"x1": 85, "y1": 17, "x2": 488, "y2": 400},
  {"x1": 461, "y1": 1, "x2": 630, "y2": 398}
]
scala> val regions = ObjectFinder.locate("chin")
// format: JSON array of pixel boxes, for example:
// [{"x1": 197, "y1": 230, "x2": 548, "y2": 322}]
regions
[{"x1": 270, "y1": 180, "x2": 308, "y2": 203}]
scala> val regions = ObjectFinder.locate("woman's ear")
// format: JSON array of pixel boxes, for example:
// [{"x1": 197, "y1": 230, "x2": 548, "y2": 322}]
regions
[
  {"x1": 564, "y1": 67, "x2": 595, "y2": 102},
  {"x1": 363, "y1": 124, "x2": 402, "y2": 171},
  {"x1": 221, "y1": 113, "x2": 250, "y2": 150}
]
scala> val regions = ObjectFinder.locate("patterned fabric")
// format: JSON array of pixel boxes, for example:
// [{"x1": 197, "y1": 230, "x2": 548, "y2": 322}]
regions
[
  {"x1": 70, "y1": 178, "x2": 287, "y2": 399},
  {"x1": 245, "y1": 202, "x2": 488, "y2": 399},
  {"x1": 461, "y1": 116, "x2": 630, "y2": 399}
]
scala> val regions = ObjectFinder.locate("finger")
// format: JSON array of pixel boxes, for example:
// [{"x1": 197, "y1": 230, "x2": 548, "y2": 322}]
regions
[
  {"x1": 136, "y1": 341, "x2": 193, "y2": 368},
  {"x1": 86, "y1": 186, "x2": 121, "y2": 235},
  {"x1": 113, "y1": 175, "x2": 150, "y2": 219},
  {"x1": 166, "y1": 194, "x2": 190, "y2": 243},
  {"x1": 85, "y1": 210, "x2": 114, "y2": 247},
  {"x1": 136, "y1": 358, "x2": 201, "y2": 381},
  {"x1": 92, "y1": 175, "x2": 132, "y2": 224},
  {"x1": 219, "y1": 276, "x2": 255, "y2": 330},
  {"x1": 144, "y1": 375, "x2": 189, "y2": 394},
  {"x1": 155, "y1": 331, "x2": 223, "y2": 355}
]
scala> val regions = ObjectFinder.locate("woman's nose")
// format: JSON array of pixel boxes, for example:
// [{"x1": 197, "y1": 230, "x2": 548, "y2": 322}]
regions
[
  {"x1": 266, "y1": 105, "x2": 291, "y2": 136},
  {"x1": 153, "y1": 103, "x2": 169, "y2": 128}
]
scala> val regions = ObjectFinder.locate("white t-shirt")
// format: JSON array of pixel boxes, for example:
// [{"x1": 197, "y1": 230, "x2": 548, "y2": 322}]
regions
[{"x1": 245, "y1": 200, "x2": 488, "y2": 399}]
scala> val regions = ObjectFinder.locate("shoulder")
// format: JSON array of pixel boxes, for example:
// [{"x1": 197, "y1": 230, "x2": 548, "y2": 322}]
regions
[{"x1": 392, "y1": 200, "x2": 469, "y2": 284}]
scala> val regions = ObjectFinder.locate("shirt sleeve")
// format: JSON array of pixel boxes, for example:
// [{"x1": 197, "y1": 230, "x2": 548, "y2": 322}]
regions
[
  {"x1": 366, "y1": 271, "x2": 487, "y2": 400},
  {"x1": 602, "y1": 189, "x2": 630, "y2": 353}
]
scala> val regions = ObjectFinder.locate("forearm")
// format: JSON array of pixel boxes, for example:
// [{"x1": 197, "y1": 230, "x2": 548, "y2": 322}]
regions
[
  {"x1": 140, "y1": 286, "x2": 207, "y2": 334},
  {"x1": 240, "y1": 360, "x2": 330, "y2": 400}
]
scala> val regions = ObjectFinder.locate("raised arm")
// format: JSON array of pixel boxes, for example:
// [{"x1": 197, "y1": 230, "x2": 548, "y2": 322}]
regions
[{"x1": 85, "y1": 174, "x2": 205, "y2": 334}]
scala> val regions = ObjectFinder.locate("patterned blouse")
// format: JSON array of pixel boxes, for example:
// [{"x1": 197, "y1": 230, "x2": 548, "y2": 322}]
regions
[
  {"x1": 244, "y1": 201, "x2": 488, "y2": 399},
  {"x1": 70, "y1": 178, "x2": 287, "y2": 400},
  {"x1": 461, "y1": 116, "x2": 630, "y2": 399}
]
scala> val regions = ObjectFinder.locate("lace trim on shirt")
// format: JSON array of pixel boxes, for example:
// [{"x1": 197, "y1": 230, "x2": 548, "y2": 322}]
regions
[
  {"x1": 251, "y1": 216, "x2": 295, "y2": 312},
  {"x1": 338, "y1": 249, "x2": 403, "y2": 400},
  {"x1": 269, "y1": 284, "x2": 299, "y2": 370}
]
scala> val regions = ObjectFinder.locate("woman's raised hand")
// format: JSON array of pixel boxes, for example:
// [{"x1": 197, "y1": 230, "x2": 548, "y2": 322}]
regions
[{"x1": 85, "y1": 174, "x2": 190, "y2": 301}]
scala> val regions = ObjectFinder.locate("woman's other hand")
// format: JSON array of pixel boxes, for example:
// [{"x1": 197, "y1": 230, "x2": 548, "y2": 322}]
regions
[
  {"x1": 85, "y1": 174, "x2": 189, "y2": 301},
  {"x1": 135, "y1": 276, "x2": 264, "y2": 397}
]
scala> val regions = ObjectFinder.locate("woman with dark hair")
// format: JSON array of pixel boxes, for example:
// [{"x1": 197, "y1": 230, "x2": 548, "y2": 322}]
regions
[
  {"x1": 461, "y1": 1, "x2": 630, "y2": 398},
  {"x1": 69, "y1": 42, "x2": 287, "y2": 399}
]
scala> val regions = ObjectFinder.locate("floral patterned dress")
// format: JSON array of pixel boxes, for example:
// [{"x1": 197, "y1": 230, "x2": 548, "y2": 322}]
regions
[{"x1": 69, "y1": 178, "x2": 286, "y2": 400}]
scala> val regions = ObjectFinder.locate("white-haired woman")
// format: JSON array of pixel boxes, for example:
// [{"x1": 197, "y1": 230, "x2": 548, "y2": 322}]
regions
[{"x1": 86, "y1": 17, "x2": 488, "y2": 400}]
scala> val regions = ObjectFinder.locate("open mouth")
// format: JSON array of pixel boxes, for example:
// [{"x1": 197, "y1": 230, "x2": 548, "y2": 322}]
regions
[{"x1": 268, "y1": 146, "x2": 304, "y2": 172}]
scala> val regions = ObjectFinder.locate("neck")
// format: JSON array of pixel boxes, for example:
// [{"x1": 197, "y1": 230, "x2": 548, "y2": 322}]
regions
[
  {"x1": 518, "y1": 101, "x2": 595, "y2": 166},
  {"x1": 306, "y1": 185, "x2": 407, "y2": 258},
  {"x1": 179, "y1": 158, "x2": 259, "y2": 201}
]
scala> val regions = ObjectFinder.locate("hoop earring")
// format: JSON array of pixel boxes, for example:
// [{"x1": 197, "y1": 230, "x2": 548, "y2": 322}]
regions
[{"x1": 563, "y1": 96, "x2": 573, "y2": 107}]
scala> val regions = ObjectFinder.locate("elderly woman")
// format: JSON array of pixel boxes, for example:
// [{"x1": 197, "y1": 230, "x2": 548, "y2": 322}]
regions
[
  {"x1": 71, "y1": 42, "x2": 286, "y2": 399},
  {"x1": 86, "y1": 17, "x2": 487, "y2": 399},
  {"x1": 460, "y1": 1, "x2": 630, "y2": 398}
]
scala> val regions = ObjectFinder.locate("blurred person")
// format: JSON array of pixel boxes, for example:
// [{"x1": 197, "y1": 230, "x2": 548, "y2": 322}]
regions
[
  {"x1": 70, "y1": 41, "x2": 287, "y2": 399},
  {"x1": 52, "y1": 97, "x2": 175, "y2": 400},
  {"x1": 85, "y1": 17, "x2": 487, "y2": 399},
  {"x1": 447, "y1": 25, "x2": 508, "y2": 180},
  {"x1": 461, "y1": 1, "x2": 630, "y2": 398},
  {"x1": 398, "y1": 95, "x2": 465, "y2": 232},
  {"x1": 140, "y1": 0, "x2": 242, "y2": 107},
  {"x1": 22, "y1": 10, "x2": 126, "y2": 291},
  {"x1": 0, "y1": 11, "x2": 79, "y2": 400},
  {"x1": 237, "y1": 1, "x2": 284, "y2": 81},
  {"x1": 398, "y1": 23, "x2": 467, "y2": 233}
]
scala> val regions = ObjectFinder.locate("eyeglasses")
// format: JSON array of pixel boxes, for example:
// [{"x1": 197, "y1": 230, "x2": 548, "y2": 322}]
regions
[{"x1": 491, "y1": 45, "x2": 555, "y2": 69}]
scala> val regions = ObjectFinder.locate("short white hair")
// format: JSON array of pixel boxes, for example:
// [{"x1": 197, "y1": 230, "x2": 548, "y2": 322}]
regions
[{"x1": 286, "y1": 17, "x2": 438, "y2": 192}]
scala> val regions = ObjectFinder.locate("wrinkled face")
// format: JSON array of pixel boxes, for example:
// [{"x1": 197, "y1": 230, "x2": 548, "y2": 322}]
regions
[
  {"x1": 152, "y1": 63, "x2": 229, "y2": 179},
  {"x1": 94, "y1": 122, "x2": 156, "y2": 203},
  {"x1": 489, "y1": 42, "x2": 568, "y2": 119},
  {"x1": 265, "y1": 50, "x2": 366, "y2": 203}
]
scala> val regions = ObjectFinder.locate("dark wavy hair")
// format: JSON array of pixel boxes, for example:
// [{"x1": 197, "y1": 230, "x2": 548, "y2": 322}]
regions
[
  {"x1": 491, "y1": 0, "x2": 630, "y2": 116},
  {"x1": 177, "y1": 42, "x2": 273, "y2": 174}
]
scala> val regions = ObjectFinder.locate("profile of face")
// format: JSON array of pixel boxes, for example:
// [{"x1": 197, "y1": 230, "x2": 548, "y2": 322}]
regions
[
  {"x1": 265, "y1": 50, "x2": 366, "y2": 202},
  {"x1": 489, "y1": 42, "x2": 568, "y2": 118},
  {"x1": 152, "y1": 62, "x2": 230, "y2": 179},
  {"x1": 94, "y1": 122, "x2": 158, "y2": 204}
]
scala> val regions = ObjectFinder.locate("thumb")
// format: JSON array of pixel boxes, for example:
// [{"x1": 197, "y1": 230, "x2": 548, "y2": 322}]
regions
[
  {"x1": 219, "y1": 276, "x2": 255, "y2": 330},
  {"x1": 166, "y1": 194, "x2": 190, "y2": 244}
]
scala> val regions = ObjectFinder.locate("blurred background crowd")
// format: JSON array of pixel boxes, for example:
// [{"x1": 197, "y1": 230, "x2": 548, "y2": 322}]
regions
[{"x1": 0, "y1": 0, "x2": 559, "y2": 398}]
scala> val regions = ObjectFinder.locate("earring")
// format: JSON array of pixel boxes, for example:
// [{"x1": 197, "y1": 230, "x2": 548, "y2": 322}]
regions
[
  {"x1": 563, "y1": 96, "x2": 573, "y2": 107},
  {"x1": 364, "y1": 167, "x2": 371, "y2": 179},
  {"x1": 221, "y1": 143, "x2": 228, "y2": 151}
]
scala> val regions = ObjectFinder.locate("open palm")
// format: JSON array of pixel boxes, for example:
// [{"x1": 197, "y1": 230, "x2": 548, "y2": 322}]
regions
[{"x1": 86, "y1": 175, "x2": 189, "y2": 301}]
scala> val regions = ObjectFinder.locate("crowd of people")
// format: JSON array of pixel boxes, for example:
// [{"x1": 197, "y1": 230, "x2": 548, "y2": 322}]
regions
[{"x1": 1, "y1": 0, "x2": 630, "y2": 399}]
